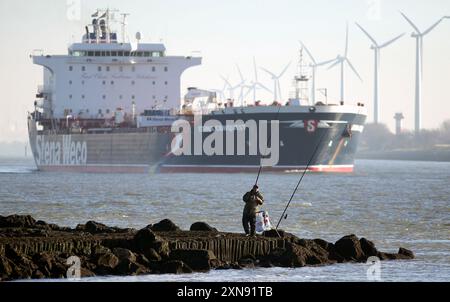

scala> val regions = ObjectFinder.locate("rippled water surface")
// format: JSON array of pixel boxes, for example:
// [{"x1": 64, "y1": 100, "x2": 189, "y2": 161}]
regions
[{"x1": 1, "y1": 157, "x2": 449, "y2": 282}]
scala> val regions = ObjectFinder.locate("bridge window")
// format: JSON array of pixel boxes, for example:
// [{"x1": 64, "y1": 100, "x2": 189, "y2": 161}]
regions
[
  {"x1": 144, "y1": 52, "x2": 151, "y2": 57},
  {"x1": 94, "y1": 51, "x2": 101, "y2": 56},
  {"x1": 124, "y1": 51, "x2": 130, "y2": 56},
  {"x1": 118, "y1": 51, "x2": 124, "y2": 57},
  {"x1": 111, "y1": 51, "x2": 117, "y2": 56},
  {"x1": 87, "y1": 51, "x2": 94, "y2": 56},
  {"x1": 152, "y1": 52, "x2": 161, "y2": 57}
]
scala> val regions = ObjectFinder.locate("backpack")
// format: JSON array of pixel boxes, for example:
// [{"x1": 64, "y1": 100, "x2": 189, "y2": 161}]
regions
[{"x1": 243, "y1": 192, "x2": 251, "y2": 202}]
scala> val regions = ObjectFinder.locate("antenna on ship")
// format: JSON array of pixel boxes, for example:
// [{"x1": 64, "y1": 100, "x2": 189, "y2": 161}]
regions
[
  {"x1": 292, "y1": 47, "x2": 310, "y2": 105},
  {"x1": 120, "y1": 13, "x2": 130, "y2": 43}
]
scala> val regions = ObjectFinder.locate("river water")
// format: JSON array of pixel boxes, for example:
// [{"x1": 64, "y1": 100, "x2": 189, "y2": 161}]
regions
[{"x1": 1, "y1": 157, "x2": 449, "y2": 282}]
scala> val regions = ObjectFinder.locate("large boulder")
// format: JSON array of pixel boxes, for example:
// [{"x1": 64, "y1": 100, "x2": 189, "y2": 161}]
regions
[
  {"x1": 83, "y1": 221, "x2": 114, "y2": 234},
  {"x1": 398, "y1": 247, "x2": 414, "y2": 259},
  {"x1": 190, "y1": 222, "x2": 218, "y2": 232},
  {"x1": 97, "y1": 252, "x2": 119, "y2": 270},
  {"x1": 150, "y1": 219, "x2": 181, "y2": 232},
  {"x1": 158, "y1": 260, "x2": 193, "y2": 274},
  {"x1": 169, "y1": 249, "x2": 219, "y2": 271},
  {"x1": 360, "y1": 238, "x2": 378, "y2": 258},
  {"x1": 112, "y1": 248, "x2": 136, "y2": 263},
  {"x1": 0, "y1": 256, "x2": 14, "y2": 280},
  {"x1": 334, "y1": 234, "x2": 365, "y2": 261},
  {"x1": 133, "y1": 227, "x2": 158, "y2": 251},
  {"x1": 0, "y1": 215, "x2": 36, "y2": 228}
]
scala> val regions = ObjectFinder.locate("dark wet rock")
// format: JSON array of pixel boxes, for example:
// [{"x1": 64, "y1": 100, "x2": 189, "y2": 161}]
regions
[
  {"x1": 190, "y1": 222, "x2": 218, "y2": 232},
  {"x1": 159, "y1": 260, "x2": 192, "y2": 274},
  {"x1": 0, "y1": 215, "x2": 36, "y2": 228},
  {"x1": 92, "y1": 244, "x2": 111, "y2": 256},
  {"x1": 114, "y1": 258, "x2": 148, "y2": 275},
  {"x1": 112, "y1": 248, "x2": 136, "y2": 263},
  {"x1": 150, "y1": 219, "x2": 181, "y2": 232},
  {"x1": 144, "y1": 248, "x2": 161, "y2": 262},
  {"x1": 80, "y1": 267, "x2": 96, "y2": 278},
  {"x1": 85, "y1": 221, "x2": 114, "y2": 234},
  {"x1": 334, "y1": 234, "x2": 365, "y2": 261},
  {"x1": 398, "y1": 247, "x2": 414, "y2": 259},
  {"x1": 133, "y1": 227, "x2": 158, "y2": 251},
  {"x1": 0, "y1": 215, "x2": 415, "y2": 280},
  {"x1": 136, "y1": 254, "x2": 151, "y2": 267},
  {"x1": 169, "y1": 249, "x2": 219, "y2": 271},
  {"x1": 262, "y1": 229, "x2": 285, "y2": 238},
  {"x1": 238, "y1": 257, "x2": 255, "y2": 268},
  {"x1": 152, "y1": 240, "x2": 170, "y2": 259},
  {"x1": 360, "y1": 238, "x2": 378, "y2": 258},
  {"x1": 97, "y1": 252, "x2": 119, "y2": 270},
  {"x1": 313, "y1": 238, "x2": 331, "y2": 250},
  {"x1": 0, "y1": 255, "x2": 13, "y2": 279}
]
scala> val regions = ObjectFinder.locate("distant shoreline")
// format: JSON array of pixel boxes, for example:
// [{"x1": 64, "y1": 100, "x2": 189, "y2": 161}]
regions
[{"x1": 356, "y1": 149, "x2": 450, "y2": 162}]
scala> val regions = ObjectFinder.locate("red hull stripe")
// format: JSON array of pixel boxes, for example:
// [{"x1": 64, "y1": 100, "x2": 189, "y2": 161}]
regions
[{"x1": 158, "y1": 165, "x2": 354, "y2": 173}]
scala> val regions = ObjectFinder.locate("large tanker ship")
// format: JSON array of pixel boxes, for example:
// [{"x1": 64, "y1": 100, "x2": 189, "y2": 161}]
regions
[{"x1": 28, "y1": 9, "x2": 367, "y2": 173}]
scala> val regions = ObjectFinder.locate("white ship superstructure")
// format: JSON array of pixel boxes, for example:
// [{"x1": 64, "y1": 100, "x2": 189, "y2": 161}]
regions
[{"x1": 33, "y1": 9, "x2": 201, "y2": 121}]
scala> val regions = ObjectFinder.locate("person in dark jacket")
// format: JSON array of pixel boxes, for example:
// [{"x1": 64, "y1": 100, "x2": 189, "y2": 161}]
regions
[{"x1": 242, "y1": 185, "x2": 264, "y2": 236}]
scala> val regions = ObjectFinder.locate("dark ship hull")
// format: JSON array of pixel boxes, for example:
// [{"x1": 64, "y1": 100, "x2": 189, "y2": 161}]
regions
[{"x1": 28, "y1": 105, "x2": 366, "y2": 173}]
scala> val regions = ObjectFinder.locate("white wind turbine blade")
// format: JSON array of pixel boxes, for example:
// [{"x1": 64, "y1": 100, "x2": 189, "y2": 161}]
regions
[
  {"x1": 379, "y1": 33, "x2": 405, "y2": 48},
  {"x1": 220, "y1": 75, "x2": 231, "y2": 88},
  {"x1": 345, "y1": 58, "x2": 363, "y2": 82},
  {"x1": 260, "y1": 67, "x2": 276, "y2": 78},
  {"x1": 299, "y1": 41, "x2": 316, "y2": 65},
  {"x1": 355, "y1": 22, "x2": 378, "y2": 47},
  {"x1": 422, "y1": 17, "x2": 444, "y2": 36},
  {"x1": 327, "y1": 57, "x2": 342, "y2": 70},
  {"x1": 400, "y1": 12, "x2": 422, "y2": 34},
  {"x1": 344, "y1": 22, "x2": 349, "y2": 57},
  {"x1": 256, "y1": 82, "x2": 272, "y2": 93},
  {"x1": 277, "y1": 62, "x2": 291, "y2": 78},
  {"x1": 243, "y1": 85, "x2": 254, "y2": 98},
  {"x1": 253, "y1": 57, "x2": 258, "y2": 82},
  {"x1": 236, "y1": 64, "x2": 245, "y2": 82},
  {"x1": 316, "y1": 58, "x2": 338, "y2": 67}
]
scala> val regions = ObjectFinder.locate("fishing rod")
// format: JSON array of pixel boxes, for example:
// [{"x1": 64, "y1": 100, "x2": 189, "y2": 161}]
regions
[{"x1": 275, "y1": 123, "x2": 329, "y2": 230}]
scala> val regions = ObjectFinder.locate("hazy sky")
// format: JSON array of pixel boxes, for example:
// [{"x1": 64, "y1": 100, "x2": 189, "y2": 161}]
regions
[{"x1": 1, "y1": 0, "x2": 450, "y2": 142}]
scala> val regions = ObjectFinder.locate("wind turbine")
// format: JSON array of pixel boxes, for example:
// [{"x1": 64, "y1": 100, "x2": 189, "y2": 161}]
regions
[
  {"x1": 355, "y1": 23, "x2": 404, "y2": 124},
  {"x1": 299, "y1": 41, "x2": 337, "y2": 104},
  {"x1": 260, "y1": 62, "x2": 291, "y2": 102},
  {"x1": 400, "y1": 12, "x2": 444, "y2": 134},
  {"x1": 243, "y1": 57, "x2": 272, "y2": 103},
  {"x1": 328, "y1": 23, "x2": 363, "y2": 104},
  {"x1": 235, "y1": 64, "x2": 247, "y2": 106},
  {"x1": 220, "y1": 75, "x2": 244, "y2": 101}
]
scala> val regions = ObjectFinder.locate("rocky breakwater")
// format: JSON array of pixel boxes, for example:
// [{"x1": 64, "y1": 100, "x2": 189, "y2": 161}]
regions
[{"x1": 0, "y1": 215, "x2": 414, "y2": 281}]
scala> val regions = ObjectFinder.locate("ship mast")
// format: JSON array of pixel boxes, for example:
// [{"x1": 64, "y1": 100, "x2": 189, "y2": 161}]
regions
[{"x1": 292, "y1": 47, "x2": 310, "y2": 105}]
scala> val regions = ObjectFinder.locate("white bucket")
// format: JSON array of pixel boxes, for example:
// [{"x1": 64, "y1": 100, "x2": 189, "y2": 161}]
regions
[{"x1": 255, "y1": 211, "x2": 272, "y2": 233}]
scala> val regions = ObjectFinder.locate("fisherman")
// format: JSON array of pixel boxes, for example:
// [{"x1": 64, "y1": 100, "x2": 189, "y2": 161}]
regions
[{"x1": 242, "y1": 185, "x2": 264, "y2": 236}]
